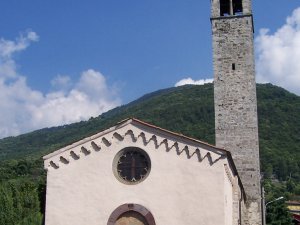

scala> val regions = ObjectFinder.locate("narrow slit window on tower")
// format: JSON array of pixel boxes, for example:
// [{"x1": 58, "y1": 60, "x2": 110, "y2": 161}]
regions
[
  {"x1": 220, "y1": 0, "x2": 231, "y2": 16},
  {"x1": 232, "y1": 63, "x2": 236, "y2": 70},
  {"x1": 233, "y1": 0, "x2": 243, "y2": 15}
]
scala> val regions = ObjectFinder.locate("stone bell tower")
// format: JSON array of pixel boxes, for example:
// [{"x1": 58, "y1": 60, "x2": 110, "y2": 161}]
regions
[{"x1": 210, "y1": 0, "x2": 262, "y2": 224}]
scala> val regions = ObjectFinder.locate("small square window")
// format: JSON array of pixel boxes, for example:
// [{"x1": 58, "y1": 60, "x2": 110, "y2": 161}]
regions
[{"x1": 232, "y1": 63, "x2": 236, "y2": 70}]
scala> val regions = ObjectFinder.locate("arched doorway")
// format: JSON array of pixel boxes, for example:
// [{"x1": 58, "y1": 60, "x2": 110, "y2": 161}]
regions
[
  {"x1": 115, "y1": 211, "x2": 148, "y2": 225},
  {"x1": 107, "y1": 204, "x2": 156, "y2": 225}
]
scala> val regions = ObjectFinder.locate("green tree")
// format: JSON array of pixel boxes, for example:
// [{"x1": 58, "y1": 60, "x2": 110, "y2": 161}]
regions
[
  {"x1": 0, "y1": 184, "x2": 15, "y2": 225},
  {"x1": 266, "y1": 201, "x2": 293, "y2": 225},
  {"x1": 0, "y1": 181, "x2": 43, "y2": 225},
  {"x1": 286, "y1": 178, "x2": 296, "y2": 193}
]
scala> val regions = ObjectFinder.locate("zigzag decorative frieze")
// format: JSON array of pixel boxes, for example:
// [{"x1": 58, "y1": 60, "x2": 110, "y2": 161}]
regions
[
  {"x1": 59, "y1": 156, "x2": 69, "y2": 164},
  {"x1": 70, "y1": 151, "x2": 80, "y2": 160},
  {"x1": 91, "y1": 141, "x2": 101, "y2": 151},
  {"x1": 101, "y1": 137, "x2": 112, "y2": 147},
  {"x1": 46, "y1": 128, "x2": 226, "y2": 170},
  {"x1": 81, "y1": 147, "x2": 91, "y2": 155},
  {"x1": 50, "y1": 161, "x2": 59, "y2": 169}
]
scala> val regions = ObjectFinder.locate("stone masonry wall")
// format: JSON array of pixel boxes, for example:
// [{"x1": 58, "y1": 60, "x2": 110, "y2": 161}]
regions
[{"x1": 211, "y1": 7, "x2": 262, "y2": 225}]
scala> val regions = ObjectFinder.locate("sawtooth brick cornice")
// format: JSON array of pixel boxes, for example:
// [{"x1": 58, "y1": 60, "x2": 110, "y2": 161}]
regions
[{"x1": 44, "y1": 127, "x2": 226, "y2": 170}]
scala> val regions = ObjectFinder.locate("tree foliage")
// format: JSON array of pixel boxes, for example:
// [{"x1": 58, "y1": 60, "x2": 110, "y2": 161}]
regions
[
  {"x1": 266, "y1": 200, "x2": 293, "y2": 225},
  {"x1": 0, "y1": 180, "x2": 43, "y2": 225}
]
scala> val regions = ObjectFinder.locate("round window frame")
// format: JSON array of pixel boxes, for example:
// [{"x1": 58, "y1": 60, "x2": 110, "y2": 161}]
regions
[{"x1": 113, "y1": 147, "x2": 151, "y2": 185}]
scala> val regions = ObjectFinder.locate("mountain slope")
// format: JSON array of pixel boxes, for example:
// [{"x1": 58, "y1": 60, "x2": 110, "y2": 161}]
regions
[{"x1": 0, "y1": 83, "x2": 299, "y2": 181}]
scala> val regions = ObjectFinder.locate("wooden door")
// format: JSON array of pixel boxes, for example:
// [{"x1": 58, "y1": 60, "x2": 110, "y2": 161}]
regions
[{"x1": 115, "y1": 211, "x2": 149, "y2": 225}]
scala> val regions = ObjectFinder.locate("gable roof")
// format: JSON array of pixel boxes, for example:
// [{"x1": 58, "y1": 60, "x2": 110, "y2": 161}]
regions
[{"x1": 43, "y1": 118, "x2": 246, "y2": 199}]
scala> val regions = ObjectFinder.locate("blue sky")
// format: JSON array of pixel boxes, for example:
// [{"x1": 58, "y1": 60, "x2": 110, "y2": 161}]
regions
[{"x1": 0, "y1": 0, "x2": 299, "y2": 138}]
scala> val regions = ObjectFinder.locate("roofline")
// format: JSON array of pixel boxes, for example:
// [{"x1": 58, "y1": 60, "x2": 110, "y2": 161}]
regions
[
  {"x1": 131, "y1": 118, "x2": 228, "y2": 152},
  {"x1": 42, "y1": 117, "x2": 246, "y2": 199},
  {"x1": 43, "y1": 118, "x2": 133, "y2": 160},
  {"x1": 129, "y1": 118, "x2": 246, "y2": 200}
]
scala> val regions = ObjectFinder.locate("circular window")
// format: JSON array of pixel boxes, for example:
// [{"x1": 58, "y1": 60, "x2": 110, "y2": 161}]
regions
[{"x1": 113, "y1": 147, "x2": 151, "y2": 184}]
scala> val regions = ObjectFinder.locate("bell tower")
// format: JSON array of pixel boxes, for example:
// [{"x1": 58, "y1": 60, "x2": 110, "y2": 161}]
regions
[{"x1": 211, "y1": 0, "x2": 262, "y2": 224}]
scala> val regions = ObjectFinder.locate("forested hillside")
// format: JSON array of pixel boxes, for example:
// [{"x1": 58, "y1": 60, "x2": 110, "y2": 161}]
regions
[{"x1": 0, "y1": 83, "x2": 299, "y2": 224}]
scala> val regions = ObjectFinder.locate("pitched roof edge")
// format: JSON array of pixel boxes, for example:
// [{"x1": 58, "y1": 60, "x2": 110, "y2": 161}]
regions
[
  {"x1": 42, "y1": 117, "x2": 246, "y2": 198},
  {"x1": 131, "y1": 118, "x2": 246, "y2": 200},
  {"x1": 225, "y1": 151, "x2": 247, "y2": 201},
  {"x1": 42, "y1": 118, "x2": 133, "y2": 160},
  {"x1": 131, "y1": 118, "x2": 228, "y2": 153}
]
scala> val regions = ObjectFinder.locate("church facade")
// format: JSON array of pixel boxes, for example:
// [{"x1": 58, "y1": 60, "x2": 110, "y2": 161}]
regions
[
  {"x1": 44, "y1": 0, "x2": 263, "y2": 224},
  {"x1": 44, "y1": 118, "x2": 245, "y2": 225}
]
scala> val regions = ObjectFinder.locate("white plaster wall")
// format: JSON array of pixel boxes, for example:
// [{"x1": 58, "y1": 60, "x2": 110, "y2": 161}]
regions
[
  {"x1": 44, "y1": 123, "x2": 235, "y2": 225},
  {"x1": 224, "y1": 166, "x2": 234, "y2": 225}
]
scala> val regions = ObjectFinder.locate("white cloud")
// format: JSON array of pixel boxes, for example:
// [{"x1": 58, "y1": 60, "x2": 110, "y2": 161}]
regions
[
  {"x1": 0, "y1": 31, "x2": 121, "y2": 138},
  {"x1": 51, "y1": 75, "x2": 72, "y2": 91},
  {"x1": 0, "y1": 31, "x2": 39, "y2": 59},
  {"x1": 175, "y1": 77, "x2": 213, "y2": 87},
  {"x1": 255, "y1": 7, "x2": 300, "y2": 95}
]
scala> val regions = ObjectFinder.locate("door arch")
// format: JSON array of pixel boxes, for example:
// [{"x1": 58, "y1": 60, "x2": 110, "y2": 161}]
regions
[
  {"x1": 107, "y1": 204, "x2": 156, "y2": 225},
  {"x1": 115, "y1": 211, "x2": 148, "y2": 225}
]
